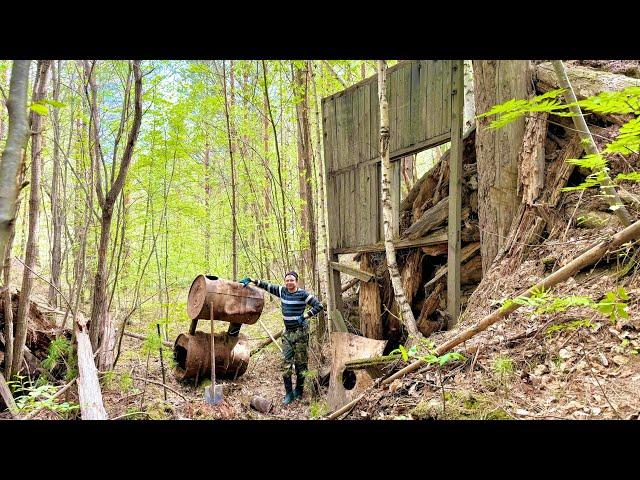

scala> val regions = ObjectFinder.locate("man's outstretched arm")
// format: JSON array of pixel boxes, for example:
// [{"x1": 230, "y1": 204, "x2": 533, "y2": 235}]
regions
[{"x1": 239, "y1": 277, "x2": 283, "y2": 299}]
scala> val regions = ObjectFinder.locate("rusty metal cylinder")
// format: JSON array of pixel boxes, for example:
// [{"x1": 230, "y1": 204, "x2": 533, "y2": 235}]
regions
[
  {"x1": 187, "y1": 275, "x2": 264, "y2": 324},
  {"x1": 250, "y1": 395, "x2": 272, "y2": 413},
  {"x1": 173, "y1": 331, "x2": 250, "y2": 382}
]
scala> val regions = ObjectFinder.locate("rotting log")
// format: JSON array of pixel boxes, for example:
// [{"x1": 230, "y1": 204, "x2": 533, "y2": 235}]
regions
[
  {"x1": 403, "y1": 196, "x2": 450, "y2": 240},
  {"x1": 75, "y1": 314, "x2": 108, "y2": 420},
  {"x1": 551, "y1": 60, "x2": 633, "y2": 227},
  {"x1": 416, "y1": 282, "x2": 445, "y2": 337},
  {"x1": 359, "y1": 253, "x2": 383, "y2": 339},
  {"x1": 341, "y1": 277, "x2": 359, "y2": 293},
  {"x1": 250, "y1": 328, "x2": 284, "y2": 356},
  {"x1": 424, "y1": 243, "x2": 480, "y2": 289},
  {"x1": 536, "y1": 62, "x2": 640, "y2": 104},
  {"x1": 327, "y1": 332, "x2": 387, "y2": 411},
  {"x1": 174, "y1": 331, "x2": 250, "y2": 381},
  {"x1": 519, "y1": 112, "x2": 547, "y2": 205},
  {"x1": 0, "y1": 371, "x2": 18, "y2": 417},
  {"x1": 328, "y1": 218, "x2": 640, "y2": 419},
  {"x1": 343, "y1": 354, "x2": 400, "y2": 371}
]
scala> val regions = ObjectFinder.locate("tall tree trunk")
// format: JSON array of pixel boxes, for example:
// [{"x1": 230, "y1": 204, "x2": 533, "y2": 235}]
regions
[
  {"x1": 88, "y1": 61, "x2": 143, "y2": 360},
  {"x1": 293, "y1": 62, "x2": 317, "y2": 289},
  {"x1": 463, "y1": 60, "x2": 476, "y2": 134},
  {"x1": 377, "y1": 60, "x2": 419, "y2": 341},
  {"x1": 310, "y1": 60, "x2": 329, "y2": 339},
  {"x1": 12, "y1": 60, "x2": 51, "y2": 377},
  {"x1": 203, "y1": 138, "x2": 211, "y2": 267},
  {"x1": 473, "y1": 60, "x2": 532, "y2": 273},
  {"x1": 262, "y1": 61, "x2": 290, "y2": 270},
  {"x1": 49, "y1": 60, "x2": 63, "y2": 308},
  {"x1": 221, "y1": 60, "x2": 238, "y2": 281},
  {"x1": 0, "y1": 60, "x2": 31, "y2": 278},
  {"x1": 1, "y1": 61, "x2": 31, "y2": 377}
]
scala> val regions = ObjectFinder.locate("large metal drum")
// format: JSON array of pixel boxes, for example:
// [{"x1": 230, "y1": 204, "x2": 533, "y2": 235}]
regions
[
  {"x1": 173, "y1": 331, "x2": 250, "y2": 381},
  {"x1": 187, "y1": 275, "x2": 264, "y2": 323}
]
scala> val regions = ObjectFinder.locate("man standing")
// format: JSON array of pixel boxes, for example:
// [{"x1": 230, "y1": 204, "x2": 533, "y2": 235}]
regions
[{"x1": 239, "y1": 272, "x2": 323, "y2": 404}]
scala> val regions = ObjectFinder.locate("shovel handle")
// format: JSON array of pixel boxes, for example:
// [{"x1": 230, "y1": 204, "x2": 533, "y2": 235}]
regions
[{"x1": 210, "y1": 302, "x2": 216, "y2": 388}]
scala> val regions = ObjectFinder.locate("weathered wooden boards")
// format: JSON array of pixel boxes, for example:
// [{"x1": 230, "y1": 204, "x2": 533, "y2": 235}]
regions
[
  {"x1": 322, "y1": 61, "x2": 454, "y2": 251},
  {"x1": 327, "y1": 332, "x2": 387, "y2": 411}
]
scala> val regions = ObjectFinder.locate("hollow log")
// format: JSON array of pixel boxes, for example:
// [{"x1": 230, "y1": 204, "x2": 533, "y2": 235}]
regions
[
  {"x1": 173, "y1": 331, "x2": 250, "y2": 382},
  {"x1": 327, "y1": 332, "x2": 387, "y2": 411}
]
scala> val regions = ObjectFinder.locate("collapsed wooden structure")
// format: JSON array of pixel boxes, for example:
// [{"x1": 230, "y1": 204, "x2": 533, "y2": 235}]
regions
[{"x1": 321, "y1": 60, "x2": 465, "y2": 341}]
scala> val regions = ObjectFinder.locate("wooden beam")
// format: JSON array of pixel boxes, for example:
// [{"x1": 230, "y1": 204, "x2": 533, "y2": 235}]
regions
[
  {"x1": 330, "y1": 261, "x2": 374, "y2": 282},
  {"x1": 333, "y1": 230, "x2": 448, "y2": 255},
  {"x1": 447, "y1": 60, "x2": 464, "y2": 328},
  {"x1": 425, "y1": 242, "x2": 480, "y2": 289}
]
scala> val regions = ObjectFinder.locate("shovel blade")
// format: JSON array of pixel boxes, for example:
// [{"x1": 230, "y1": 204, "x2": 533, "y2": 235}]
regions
[{"x1": 204, "y1": 384, "x2": 223, "y2": 405}]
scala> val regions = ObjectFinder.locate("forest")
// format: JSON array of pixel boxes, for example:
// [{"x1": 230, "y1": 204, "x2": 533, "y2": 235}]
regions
[{"x1": 1, "y1": 59, "x2": 639, "y2": 420}]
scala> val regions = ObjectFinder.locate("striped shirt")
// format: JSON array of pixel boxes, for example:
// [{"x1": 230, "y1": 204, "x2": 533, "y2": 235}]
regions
[{"x1": 254, "y1": 279, "x2": 324, "y2": 329}]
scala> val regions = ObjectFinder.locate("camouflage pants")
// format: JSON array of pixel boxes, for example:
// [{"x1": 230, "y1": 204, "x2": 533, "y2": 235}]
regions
[{"x1": 281, "y1": 325, "x2": 309, "y2": 378}]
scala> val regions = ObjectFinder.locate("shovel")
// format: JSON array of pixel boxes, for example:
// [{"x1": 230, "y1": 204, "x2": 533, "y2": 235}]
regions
[{"x1": 204, "y1": 302, "x2": 223, "y2": 405}]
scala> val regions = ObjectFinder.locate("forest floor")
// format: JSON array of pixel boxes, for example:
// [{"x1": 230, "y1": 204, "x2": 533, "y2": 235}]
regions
[{"x1": 94, "y1": 301, "x2": 329, "y2": 421}]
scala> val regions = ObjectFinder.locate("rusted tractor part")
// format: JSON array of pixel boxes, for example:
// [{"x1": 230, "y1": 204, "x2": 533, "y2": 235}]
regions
[
  {"x1": 173, "y1": 331, "x2": 250, "y2": 382},
  {"x1": 187, "y1": 275, "x2": 264, "y2": 324},
  {"x1": 250, "y1": 395, "x2": 272, "y2": 413}
]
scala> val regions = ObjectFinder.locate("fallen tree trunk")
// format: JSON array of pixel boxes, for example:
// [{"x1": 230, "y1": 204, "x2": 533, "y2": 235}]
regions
[
  {"x1": 0, "y1": 371, "x2": 18, "y2": 417},
  {"x1": 250, "y1": 328, "x2": 284, "y2": 356},
  {"x1": 123, "y1": 330, "x2": 172, "y2": 348},
  {"x1": 403, "y1": 196, "x2": 449, "y2": 240},
  {"x1": 329, "y1": 217, "x2": 640, "y2": 418},
  {"x1": 75, "y1": 314, "x2": 108, "y2": 420},
  {"x1": 536, "y1": 62, "x2": 640, "y2": 101}
]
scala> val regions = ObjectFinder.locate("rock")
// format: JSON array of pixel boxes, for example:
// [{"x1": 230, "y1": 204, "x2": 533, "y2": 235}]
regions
[
  {"x1": 612, "y1": 355, "x2": 629, "y2": 366},
  {"x1": 575, "y1": 360, "x2": 589, "y2": 372},
  {"x1": 591, "y1": 407, "x2": 602, "y2": 415},
  {"x1": 516, "y1": 409, "x2": 530, "y2": 416},
  {"x1": 598, "y1": 352, "x2": 609, "y2": 367},
  {"x1": 559, "y1": 348, "x2": 573, "y2": 360},
  {"x1": 534, "y1": 364, "x2": 549, "y2": 376},
  {"x1": 565, "y1": 400, "x2": 582, "y2": 411}
]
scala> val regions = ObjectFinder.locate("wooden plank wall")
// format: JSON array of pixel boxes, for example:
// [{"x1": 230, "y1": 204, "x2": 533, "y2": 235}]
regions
[{"x1": 322, "y1": 60, "x2": 453, "y2": 251}]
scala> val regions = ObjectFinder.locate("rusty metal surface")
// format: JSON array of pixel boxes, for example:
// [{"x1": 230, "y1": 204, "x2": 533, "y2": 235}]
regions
[
  {"x1": 250, "y1": 395, "x2": 272, "y2": 413},
  {"x1": 187, "y1": 275, "x2": 264, "y2": 323},
  {"x1": 173, "y1": 331, "x2": 250, "y2": 382}
]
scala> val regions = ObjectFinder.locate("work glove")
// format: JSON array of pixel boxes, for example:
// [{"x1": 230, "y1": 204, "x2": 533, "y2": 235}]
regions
[{"x1": 239, "y1": 277, "x2": 253, "y2": 287}]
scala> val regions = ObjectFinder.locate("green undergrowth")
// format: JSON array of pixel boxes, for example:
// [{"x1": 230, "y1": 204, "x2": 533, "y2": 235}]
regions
[{"x1": 410, "y1": 391, "x2": 511, "y2": 420}]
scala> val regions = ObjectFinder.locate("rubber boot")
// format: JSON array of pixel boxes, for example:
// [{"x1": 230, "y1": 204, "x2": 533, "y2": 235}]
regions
[
  {"x1": 282, "y1": 375, "x2": 294, "y2": 405},
  {"x1": 293, "y1": 373, "x2": 304, "y2": 400}
]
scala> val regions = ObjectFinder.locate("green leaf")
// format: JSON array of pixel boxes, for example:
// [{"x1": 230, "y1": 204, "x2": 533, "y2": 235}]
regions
[
  {"x1": 41, "y1": 99, "x2": 67, "y2": 109},
  {"x1": 29, "y1": 103, "x2": 49, "y2": 115}
]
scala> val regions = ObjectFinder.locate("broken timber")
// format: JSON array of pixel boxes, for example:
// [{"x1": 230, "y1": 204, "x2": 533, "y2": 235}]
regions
[
  {"x1": 75, "y1": 313, "x2": 108, "y2": 420},
  {"x1": 329, "y1": 261, "x2": 374, "y2": 282}
]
